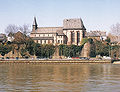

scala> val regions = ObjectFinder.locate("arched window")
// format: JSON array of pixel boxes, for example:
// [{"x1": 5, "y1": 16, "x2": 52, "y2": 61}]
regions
[
  {"x1": 77, "y1": 32, "x2": 80, "y2": 43},
  {"x1": 71, "y1": 32, "x2": 75, "y2": 43}
]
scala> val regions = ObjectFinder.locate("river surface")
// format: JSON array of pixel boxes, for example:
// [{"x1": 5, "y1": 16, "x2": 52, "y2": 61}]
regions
[{"x1": 0, "y1": 63, "x2": 120, "y2": 92}]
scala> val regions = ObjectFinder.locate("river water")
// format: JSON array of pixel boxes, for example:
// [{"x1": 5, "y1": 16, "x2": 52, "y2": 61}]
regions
[{"x1": 0, "y1": 63, "x2": 120, "y2": 92}]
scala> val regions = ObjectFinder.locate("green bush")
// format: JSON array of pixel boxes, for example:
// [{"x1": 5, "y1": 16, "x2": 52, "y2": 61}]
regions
[
  {"x1": 0, "y1": 44, "x2": 12, "y2": 56},
  {"x1": 59, "y1": 44, "x2": 83, "y2": 57}
]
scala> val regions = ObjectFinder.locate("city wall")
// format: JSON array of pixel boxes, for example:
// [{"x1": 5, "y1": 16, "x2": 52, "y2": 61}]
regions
[{"x1": 0, "y1": 59, "x2": 111, "y2": 63}]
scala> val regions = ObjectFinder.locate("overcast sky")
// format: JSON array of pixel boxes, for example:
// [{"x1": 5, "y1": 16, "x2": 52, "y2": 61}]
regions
[{"x1": 0, "y1": 0, "x2": 120, "y2": 33}]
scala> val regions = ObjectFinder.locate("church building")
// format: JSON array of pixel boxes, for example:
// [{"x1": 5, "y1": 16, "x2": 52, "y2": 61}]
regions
[{"x1": 30, "y1": 17, "x2": 86, "y2": 45}]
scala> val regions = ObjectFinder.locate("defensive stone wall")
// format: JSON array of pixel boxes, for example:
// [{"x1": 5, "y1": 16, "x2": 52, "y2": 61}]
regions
[{"x1": 80, "y1": 42, "x2": 91, "y2": 57}]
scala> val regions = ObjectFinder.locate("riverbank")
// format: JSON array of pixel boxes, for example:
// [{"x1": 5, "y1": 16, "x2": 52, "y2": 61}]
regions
[{"x1": 0, "y1": 59, "x2": 111, "y2": 64}]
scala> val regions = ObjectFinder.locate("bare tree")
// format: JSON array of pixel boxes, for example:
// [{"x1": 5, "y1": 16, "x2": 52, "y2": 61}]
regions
[
  {"x1": 5, "y1": 24, "x2": 19, "y2": 36},
  {"x1": 110, "y1": 23, "x2": 120, "y2": 36},
  {"x1": 109, "y1": 23, "x2": 120, "y2": 59},
  {"x1": 5, "y1": 24, "x2": 30, "y2": 36},
  {"x1": 19, "y1": 24, "x2": 30, "y2": 35}
]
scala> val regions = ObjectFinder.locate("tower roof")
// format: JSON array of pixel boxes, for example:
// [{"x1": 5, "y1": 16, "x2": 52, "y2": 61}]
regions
[{"x1": 33, "y1": 17, "x2": 37, "y2": 26}]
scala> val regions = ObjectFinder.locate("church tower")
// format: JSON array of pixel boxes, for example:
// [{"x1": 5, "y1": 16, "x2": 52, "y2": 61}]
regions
[{"x1": 32, "y1": 17, "x2": 38, "y2": 32}]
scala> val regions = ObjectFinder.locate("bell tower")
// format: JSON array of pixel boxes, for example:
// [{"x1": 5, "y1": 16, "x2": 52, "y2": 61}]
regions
[{"x1": 32, "y1": 17, "x2": 38, "y2": 32}]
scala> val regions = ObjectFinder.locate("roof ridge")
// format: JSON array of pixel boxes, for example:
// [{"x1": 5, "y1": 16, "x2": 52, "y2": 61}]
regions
[{"x1": 38, "y1": 27, "x2": 63, "y2": 28}]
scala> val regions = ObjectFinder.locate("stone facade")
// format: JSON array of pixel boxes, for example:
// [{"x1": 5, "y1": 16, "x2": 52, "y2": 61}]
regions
[
  {"x1": 30, "y1": 17, "x2": 86, "y2": 45},
  {"x1": 108, "y1": 33, "x2": 120, "y2": 43}
]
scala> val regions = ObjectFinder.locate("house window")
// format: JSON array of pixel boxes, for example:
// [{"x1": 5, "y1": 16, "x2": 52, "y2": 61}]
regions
[
  {"x1": 44, "y1": 40, "x2": 46, "y2": 43},
  {"x1": 48, "y1": 40, "x2": 50, "y2": 43},
  {"x1": 52, "y1": 40, "x2": 54, "y2": 43},
  {"x1": 58, "y1": 40, "x2": 60, "y2": 43},
  {"x1": 61, "y1": 40, "x2": 62, "y2": 44}
]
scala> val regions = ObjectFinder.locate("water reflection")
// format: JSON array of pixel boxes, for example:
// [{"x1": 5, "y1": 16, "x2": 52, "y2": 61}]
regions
[{"x1": 0, "y1": 63, "x2": 120, "y2": 92}]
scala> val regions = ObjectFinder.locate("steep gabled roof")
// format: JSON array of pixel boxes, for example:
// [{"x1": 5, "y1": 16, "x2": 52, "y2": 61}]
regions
[{"x1": 63, "y1": 18, "x2": 86, "y2": 30}]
